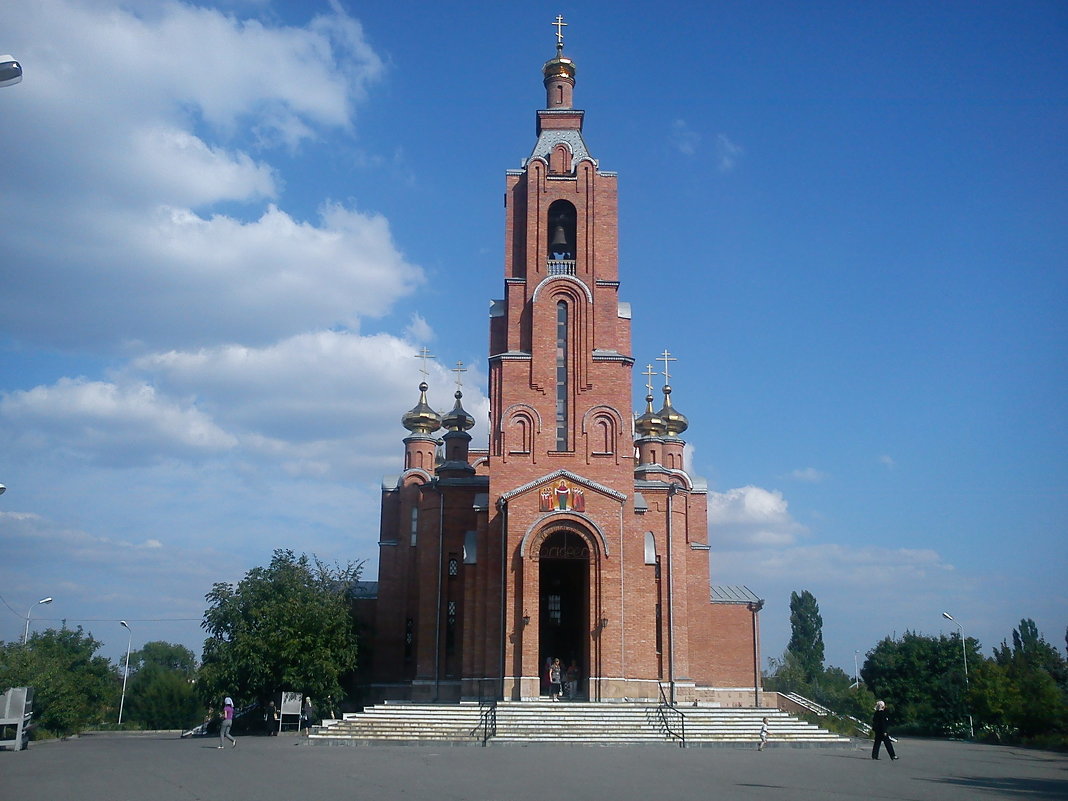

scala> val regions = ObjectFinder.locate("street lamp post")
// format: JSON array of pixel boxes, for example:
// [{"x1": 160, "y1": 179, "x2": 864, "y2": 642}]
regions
[
  {"x1": 117, "y1": 621, "x2": 132, "y2": 726},
  {"x1": 23, "y1": 597, "x2": 53, "y2": 644},
  {"x1": 942, "y1": 611, "x2": 974, "y2": 739},
  {"x1": 853, "y1": 650, "x2": 860, "y2": 689}
]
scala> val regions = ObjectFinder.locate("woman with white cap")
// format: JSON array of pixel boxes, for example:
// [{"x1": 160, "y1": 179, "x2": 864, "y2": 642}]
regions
[{"x1": 219, "y1": 696, "x2": 237, "y2": 748}]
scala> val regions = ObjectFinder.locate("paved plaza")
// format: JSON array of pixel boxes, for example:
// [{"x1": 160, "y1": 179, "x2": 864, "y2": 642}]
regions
[{"x1": 2, "y1": 732, "x2": 1065, "y2": 801}]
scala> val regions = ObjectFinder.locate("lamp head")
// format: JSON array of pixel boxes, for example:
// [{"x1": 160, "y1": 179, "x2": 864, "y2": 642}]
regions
[
  {"x1": 0, "y1": 56, "x2": 21, "y2": 88},
  {"x1": 942, "y1": 611, "x2": 954, "y2": 621},
  {"x1": 120, "y1": 620, "x2": 130, "y2": 630},
  {"x1": 40, "y1": 597, "x2": 53, "y2": 605},
  {"x1": 0, "y1": 484, "x2": 7, "y2": 495}
]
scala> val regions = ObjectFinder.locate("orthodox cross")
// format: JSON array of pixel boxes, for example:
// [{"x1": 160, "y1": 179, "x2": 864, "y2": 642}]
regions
[
  {"x1": 414, "y1": 347, "x2": 436, "y2": 379},
  {"x1": 657, "y1": 349, "x2": 677, "y2": 385},
  {"x1": 643, "y1": 364, "x2": 657, "y2": 395},
  {"x1": 451, "y1": 360, "x2": 467, "y2": 390},
  {"x1": 552, "y1": 14, "x2": 567, "y2": 49}
]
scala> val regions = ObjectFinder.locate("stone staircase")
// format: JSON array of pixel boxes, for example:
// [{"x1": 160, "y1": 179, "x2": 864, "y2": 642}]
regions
[{"x1": 309, "y1": 702, "x2": 850, "y2": 747}]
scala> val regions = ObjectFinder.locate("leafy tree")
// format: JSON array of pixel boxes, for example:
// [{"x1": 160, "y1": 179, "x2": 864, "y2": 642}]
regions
[
  {"x1": 786, "y1": 590, "x2": 824, "y2": 684},
  {"x1": 199, "y1": 549, "x2": 361, "y2": 708},
  {"x1": 967, "y1": 660, "x2": 1019, "y2": 738},
  {"x1": 132, "y1": 641, "x2": 197, "y2": 674},
  {"x1": 0, "y1": 627, "x2": 114, "y2": 736},
  {"x1": 861, "y1": 630, "x2": 980, "y2": 734},
  {"x1": 122, "y1": 641, "x2": 201, "y2": 730},
  {"x1": 991, "y1": 619, "x2": 1068, "y2": 737}
]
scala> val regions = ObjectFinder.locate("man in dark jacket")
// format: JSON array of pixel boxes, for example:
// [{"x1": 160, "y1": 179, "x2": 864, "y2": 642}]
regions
[{"x1": 872, "y1": 700, "x2": 898, "y2": 760}]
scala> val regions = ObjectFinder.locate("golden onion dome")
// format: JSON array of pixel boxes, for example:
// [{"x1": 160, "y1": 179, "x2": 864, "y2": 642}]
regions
[
  {"x1": 634, "y1": 393, "x2": 667, "y2": 438},
  {"x1": 543, "y1": 53, "x2": 576, "y2": 84},
  {"x1": 441, "y1": 390, "x2": 475, "y2": 433},
  {"x1": 401, "y1": 382, "x2": 441, "y2": 435},
  {"x1": 658, "y1": 385, "x2": 689, "y2": 438}
]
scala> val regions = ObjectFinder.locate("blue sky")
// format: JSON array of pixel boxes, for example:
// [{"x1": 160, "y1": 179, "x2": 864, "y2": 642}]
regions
[{"x1": 1, "y1": 0, "x2": 1065, "y2": 676}]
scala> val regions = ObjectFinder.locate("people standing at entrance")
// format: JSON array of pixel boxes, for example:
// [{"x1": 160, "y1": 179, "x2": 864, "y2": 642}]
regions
[
  {"x1": 566, "y1": 660, "x2": 580, "y2": 700},
  {"x1": 218, "y1": 696, "x2": 237, "y2": 748},
  {"x1": 548, "y1": 658, "x2": 563, "y2": 701},
  {"x1": 871, "y1": 700, "x2": 898, "y2": 760},
  {"x1": 758, "y1": 717, "x2": 769, "y2": 751}
]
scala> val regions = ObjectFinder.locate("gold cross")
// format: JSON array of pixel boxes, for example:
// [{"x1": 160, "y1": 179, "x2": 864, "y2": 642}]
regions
[
  {"x1": 657, "y1": 349, "x2": 677, "y2": 385},
  {"x1": 552, "y1": 14, "x2": 567, "y2": 48},
  {"x1": 414, "y1": 347, "x2": 436, "y2": 378},
  {"x1": 643, "y1": 364, "x2": 657, "y2": 395},
  {"x1": 451, "y1": 360, "x2": 467, "y2": 389}
]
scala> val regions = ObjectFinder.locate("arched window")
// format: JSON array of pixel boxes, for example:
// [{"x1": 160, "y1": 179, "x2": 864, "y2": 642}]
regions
[
  {"x1": 547, "y1": 200, "x2": 576, "y2": 264},
  {"x1": 555, "y1": 300, "x2": 569, "y2": 450}
]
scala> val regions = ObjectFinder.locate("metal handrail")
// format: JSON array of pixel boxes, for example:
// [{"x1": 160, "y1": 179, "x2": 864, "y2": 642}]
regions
[
  {"x1": 475, "y1": 699, "x2": 497, "y2": 746},
  {"x1": 657, "y1": 684, "x2": 686, "y2": 748}
]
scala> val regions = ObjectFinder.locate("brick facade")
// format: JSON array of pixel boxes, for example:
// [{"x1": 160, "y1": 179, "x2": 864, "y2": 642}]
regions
[{"x1": 365, "y1": 34, "x2": 762, "y2": 705}]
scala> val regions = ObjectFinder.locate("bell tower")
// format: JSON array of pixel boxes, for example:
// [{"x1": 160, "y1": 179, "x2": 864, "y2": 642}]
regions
[{"x1": 488, "y1": 21, "x2": 632, "y2": 485}]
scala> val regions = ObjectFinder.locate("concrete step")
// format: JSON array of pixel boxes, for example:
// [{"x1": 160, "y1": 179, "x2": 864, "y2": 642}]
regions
[{"x1": 309, "y1": 703, "x2": 851, "y2": 747}]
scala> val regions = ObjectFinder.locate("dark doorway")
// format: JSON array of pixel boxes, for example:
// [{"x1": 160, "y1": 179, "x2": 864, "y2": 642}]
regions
[{"x1": 538, "y1": 530, "x2": 589, "y2": 698}]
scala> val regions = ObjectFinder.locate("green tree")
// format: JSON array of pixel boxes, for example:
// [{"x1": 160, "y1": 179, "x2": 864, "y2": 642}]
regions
[
  {"x1": 0, "y1": 627, "x2": 114, "y2": 736},
  {"x1": 786, "y1": 590, "x2": 824, "y2": 684},
  {"x1": 199, "y1": 549, "x2": 361, "y2": 708},
  {"x1": 861, "y1": 630, "x2": 980, "y2": 734},
  {"x1": 122, "y1": 641, "x2": 201, "y2": 730},
  {"x1": 968, "y1": 660, "x2": 1019, "y2": 739}
]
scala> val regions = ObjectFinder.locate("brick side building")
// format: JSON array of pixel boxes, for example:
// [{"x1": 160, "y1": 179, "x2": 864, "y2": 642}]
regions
[{"x1": 367, "y1": 28, "x2": 763, "y2": 705}]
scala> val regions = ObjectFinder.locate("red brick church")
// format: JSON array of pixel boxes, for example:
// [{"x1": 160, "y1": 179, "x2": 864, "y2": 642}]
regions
[{"x1": 364, "y1": 22, "x2": 763, "y2": 705}]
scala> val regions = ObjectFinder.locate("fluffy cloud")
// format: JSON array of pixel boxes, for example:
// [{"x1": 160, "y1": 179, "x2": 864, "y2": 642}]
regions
[
  {"x1": 1, "y1": 377, "x2": 237, "y2": 465},
  {"x1": 2, "y1": 330, "x2": 489, "y2": 476},
  {"x1": 0, "y1": 0, "x2": 405, "y2": 352},
  {"x1": 709, "y1": 485, "x2": 807, "y2": 548}
]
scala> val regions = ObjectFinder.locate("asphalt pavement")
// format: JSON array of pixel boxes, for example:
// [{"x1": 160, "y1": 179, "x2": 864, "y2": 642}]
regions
[{"x1": 1, "y1": 732, "x2": 1065, "y2": 801}]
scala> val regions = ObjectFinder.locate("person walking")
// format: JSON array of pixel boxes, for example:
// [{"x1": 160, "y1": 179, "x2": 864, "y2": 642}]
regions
[
  {"x1": 871, "y1": 700, "x2": 898, "y2": 760},
  {"x1": 301, "y1": 696, "x2": 316, "y2": 734},
  {"x1": 218, "y1": 697, "x2": 237, "y2": 748},
  {"x1": 758, "y1": 716, "x2": 769, "y2": 751}
]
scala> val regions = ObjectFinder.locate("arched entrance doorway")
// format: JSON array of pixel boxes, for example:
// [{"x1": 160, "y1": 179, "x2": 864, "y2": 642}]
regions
[{"x1": 538, "y1": 529, "x2": 589, "y2": 699}]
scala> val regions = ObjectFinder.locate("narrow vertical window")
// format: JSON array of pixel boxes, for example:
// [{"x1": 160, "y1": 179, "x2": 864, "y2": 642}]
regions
[
  {"x1": 556, "y1": 301, "x2": 568, "y2": 450},
  {"x1": 410, "y1": 507, "x2": 418, "y2": 547}
]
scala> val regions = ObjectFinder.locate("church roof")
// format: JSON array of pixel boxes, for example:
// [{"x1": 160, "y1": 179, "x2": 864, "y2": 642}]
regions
[{"x1": 710, "y1": 585, "x2": 763, "y2": 605}]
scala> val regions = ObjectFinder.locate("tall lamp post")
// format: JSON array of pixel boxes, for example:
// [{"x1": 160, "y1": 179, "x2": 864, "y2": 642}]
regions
[
  {"x1": 23, "y1": 597, "x2": 53, "y2": 643},
  {"x1": 117, "y1": 621, "x2": 132, "y2": 726},
  {"x1": 942, "y1": 611, "x2": 974, "y2": 739}
]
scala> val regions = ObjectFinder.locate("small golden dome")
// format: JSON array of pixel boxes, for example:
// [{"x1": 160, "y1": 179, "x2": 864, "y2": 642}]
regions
[
  {"x1": 658, "y1": 385, "x2": 689, "y2": 438},
  {"x1": 441, "y1": 390, "x2": 475, "y2": 432},
  {"x1": 543, "y1": 54, "x2": 576, "y2": 83},
  {"x1": 401, "y1": 382, "x2": 442, "y2": 435},
  {"x1": 635, "y1": 393, "x2": 667, "y2": 438}
]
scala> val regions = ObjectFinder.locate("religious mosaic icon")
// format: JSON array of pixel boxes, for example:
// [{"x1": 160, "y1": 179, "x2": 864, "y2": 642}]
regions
[{"x1": 539, "y1": 480, "x2": 585, "y2": 512}]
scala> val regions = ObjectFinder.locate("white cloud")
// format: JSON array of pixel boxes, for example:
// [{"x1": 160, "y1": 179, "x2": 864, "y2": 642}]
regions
[
  {"x1": 670, "y1": 119, "x2": 700, "y2": 156},
  {"x1": 715, "y1": 133, "x2": 743, "y2": 172},
  {"x1": 405, "y1": 313, "x2": 434, "y2": 343},
  {"x1": 1, "y1": 377, "x2": 237, "y2": 465},
  {"x1": 0, "y1": 0, "x2": 404, "y2": 352},
  {"x1": 709, "y1": 485, "x2": 807, "y2": 548},
  {"x1": 879, "y1": 454, "x2": 896, "y2": 469},
  {"x1": 2, "y1": 330, "x2": 489, "y2": 476},
  {"x1": 789, "y1": 467, "x2": 827, "y2": 483}
]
